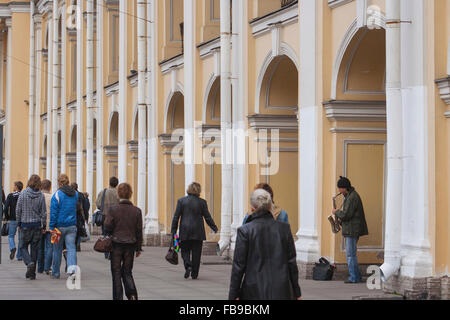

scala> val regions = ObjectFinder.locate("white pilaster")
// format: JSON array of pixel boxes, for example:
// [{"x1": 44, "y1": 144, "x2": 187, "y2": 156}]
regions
[
  {"x1": 47, "y1": 11, "x2": 53, "y2": 182},
  {"x1": 76, "y1": 0, "x2": 84, "y2": 188},
  {"x1": 4, "y1": 18, "x2": 12, "y2": 195},
  {"x1": 28, "y1": 1, "x2": 36, "y2": 176},
  {"x1": 183, "y1": 0, "x2": 196, "y2": 188},
  {"x1": 218, "y1": 0, "x2": 233, "y2": 252},
  {"x1": 35, "y1": 15, "x2": 43, "y2": 174},
  {"x1": 145, "y1": 0, "x2": 159, "y2": 235},
  {"x1": 86, "y1": 0, "x2": 95, "y2": 208},
  {"x1": 137, "y1": 0, "x2": 147, "y2": 215},
  {"x1": 96, "y1": 0, "x2": 105, "y2": 198},
  {"x1": 61, "y1": 1, "x2": 67, "y2": 174},
  {"x1": 52, "y1": 0, "x2": 59, "y2": 189},
  {"x1": 399, "y1": 0, "x2": 433, "y2": 279},
  {"x1": 296, "y1": 0, "x2": 321, "y2": 263},
  {"x1": 118, "y1": 0, "x2": 128, "y2": 183}
]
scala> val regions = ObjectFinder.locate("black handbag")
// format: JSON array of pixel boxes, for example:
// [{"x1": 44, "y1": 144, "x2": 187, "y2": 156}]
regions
[
  {"x1": 312, "y1": 257, "x2": 336, "y2": 281},
  {"x1": 94, "y1": 189, "x2": 107, "y2": 227},
  {"x1": 165, "y1": 238, "x2": 178, "y2": 265},
  {"x1": 1, "y1": 222, "x2": 9, "y2": 237}
]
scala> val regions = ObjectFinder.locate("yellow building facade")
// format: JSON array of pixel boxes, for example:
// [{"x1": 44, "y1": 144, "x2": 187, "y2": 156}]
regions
[{"x1": 0, "y1": 0, "x2": 449, "y2": 298}]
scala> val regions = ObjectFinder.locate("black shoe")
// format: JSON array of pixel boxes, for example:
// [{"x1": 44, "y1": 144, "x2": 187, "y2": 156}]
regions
[
  {"x1": 76, "y1": 245, "x2": 81, "y2": 252},
  {"x1": 184, "y1": 267, "x2": 191, "y2": 279},
  {"x1": 191, "y1": 273, "x2": 198, "y2": 280},
  {"x1": 26, "y1": 263, "x2": 35, "y2": 279},
  {"x1": 344, "y1": 280, "x2": 357, "y2": 284},
  {"x1": 10, "y1": 248, "x2": 16, "y2": 260}
]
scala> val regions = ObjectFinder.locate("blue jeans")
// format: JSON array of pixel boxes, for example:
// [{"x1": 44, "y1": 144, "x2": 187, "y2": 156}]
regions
[
  {"x1": 8, "y1": 220, "x2": 23, "y2": 260},
  {"x1": 52, "y1": 226, "x2": 77, "y2": 278},
  {"x1": 345, "y1": 237, "x2": 362, "y2": 283},
  {"x1": 37, "y1": 233, "x2": 53, "y2": 272}
]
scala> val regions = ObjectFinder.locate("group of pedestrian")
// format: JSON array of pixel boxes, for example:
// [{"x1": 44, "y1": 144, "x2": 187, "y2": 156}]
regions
[{"x1": 1, "y1": 174, "x2": 89, "y2": 280}]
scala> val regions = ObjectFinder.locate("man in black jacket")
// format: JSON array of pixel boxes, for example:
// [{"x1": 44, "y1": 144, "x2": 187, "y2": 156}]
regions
[
  {"x1": 229, "y1": 189, "x2": 302, "y2": 300},
  {"x1": 3, "y1": 181, "x2": 23, "y2": 261}
]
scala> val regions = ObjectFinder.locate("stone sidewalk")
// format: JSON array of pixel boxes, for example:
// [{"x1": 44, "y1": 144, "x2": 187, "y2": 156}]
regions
[{"x1": 0, "y1": 238, "x2": 391, "y2": 300}]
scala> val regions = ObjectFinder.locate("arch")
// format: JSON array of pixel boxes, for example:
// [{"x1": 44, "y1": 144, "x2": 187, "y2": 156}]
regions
[
  {"x1": 202, "y1": 74, "x2": 220, "y2": 124},
  {"x1": 131, "y1": 106, "x2": 139, "y2": 141},
  {"x1": 163, "y1": 83, "x2": 185, "y2": 133},
  {"x1": 42, "y1": 136, "x2": 48, "y2": 157},
  {"x1": 69, "y1": 126, "x2": 77, "y2": 152},
  {"x1": 255, "y1": 42, "x2": 299, "y2": 114},
  {"x1": 108, "y1": 112, "x2": 119, "y2": 145},
  {"x1": 331, "y1": 18, "x2": 386, "y2": 99}
]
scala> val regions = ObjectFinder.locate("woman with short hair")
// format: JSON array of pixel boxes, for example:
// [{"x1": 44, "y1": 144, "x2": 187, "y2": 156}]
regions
[
  {"x1": 104, "y1": 183, "x2": 143, "y2": 300},
  {"x1": 171, "y1": 182, "x2": 218, "y2": 280}
]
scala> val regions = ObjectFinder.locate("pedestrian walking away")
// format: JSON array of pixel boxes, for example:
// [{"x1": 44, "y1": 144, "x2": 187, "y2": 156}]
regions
[
  {"x1": 242, "y1": 183, "x2": 289, "y2": 225},
  {"x1": 3, "y1": 181, "x2": 24, "y2": 261},
  {"x1": 37, "y1": 180, "x2": 53, "y2": 275},
  {"x1": 171, "y1": 182, "x2": 218, "y2": 280},
  {"x1": 49, "y1": 174, "x2": 79, "y2": 279},
  {"x1": 103, "y1": 183, "x2": 143, "y2": 300},
  {"x1": 229, "y1": 189, "x2": 302, "y2": 300},
  {"x1": 96, "y1": 177, "x2": 120, "y2": 260},
  {"x1": 332, "y1": 176, "x2": 369, "y2": 284},
  {"x1": 15, "y1": 175, "x2": 47, "y2": 280}
]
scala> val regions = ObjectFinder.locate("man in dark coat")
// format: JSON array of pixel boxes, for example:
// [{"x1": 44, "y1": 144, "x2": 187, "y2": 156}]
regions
[
  {"x1": 229, "y1": 189, "x2": 302, "y2": 300},
  {"x1": 171, "y1": 182, "x2": 218, "y2": 280},
  {"x1": 332, "y1": 176, "x2": 369, "y2": 284}
]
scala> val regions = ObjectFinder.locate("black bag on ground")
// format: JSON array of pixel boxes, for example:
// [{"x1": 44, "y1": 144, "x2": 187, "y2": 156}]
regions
[
  {"x1": 165, "y1": 237, "x2": 178, "y2": 265},
  {"x1": 312, "y1": 257, "x2": 335, "y2": 281},
  {"x1": 1, "y1": 222, "x2": 9, "y2": 236}
]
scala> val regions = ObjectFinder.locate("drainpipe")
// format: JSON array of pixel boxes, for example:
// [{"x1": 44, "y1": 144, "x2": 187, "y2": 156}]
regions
[
  {"x1": 217, "y1": 0, "x2": 232, "y2": 256},
  {"x1": 380, "y1": 0, "x2": 402, "y2": 282}
]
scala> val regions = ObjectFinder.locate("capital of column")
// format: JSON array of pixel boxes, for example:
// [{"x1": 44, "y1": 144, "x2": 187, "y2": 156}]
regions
[
  {"x1": 34, "y1": 14, "x2": 43, "y2": 29},
  {"x1": 5, "y1": 18, "x2": 12, "y2": 29}
]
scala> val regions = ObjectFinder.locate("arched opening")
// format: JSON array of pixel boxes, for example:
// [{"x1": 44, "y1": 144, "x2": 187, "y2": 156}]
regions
[
  {"x1": 109, "y1": 112, "x2": 119, "y2": 146},
  {"x1": 329, "y1": 27, "x2": 387, "y2": 265},
  {"x1": 164, "y1": 92, "x2": 185, "y2": 228},
  {"x1": 70, "y1": 126, "x2": 77, "y2": 153},
  {"x1": 42, "y1": 136, "x2": 48, "y2": 178},
  {"x1": 57, "y1": 130, "x2": 62, "y2": 175},
  {"x1": 106, "y1": 112, "x2": 119, "y2": 179},
  {"x1": 255, "y1": 54, "x2": 299, "y2": 234}
]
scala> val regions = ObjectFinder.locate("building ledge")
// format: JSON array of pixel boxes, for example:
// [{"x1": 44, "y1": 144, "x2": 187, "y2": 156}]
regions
[
  {"x1": 248, "y1": 114, "x2": 298, "y2": 132},
  {"x1": 197, "y1": 37, "x2": 220, "y2": 59},
  {"x1": 436, "y1": 77, "x2": 450, "y2": 106},
  {"x1": 327, "y1": 0, "x2": 353, "y2": 9},
  {"x1": 250, "y1": 1, "x2": 298, "y2": 37},
  {"x1": 160, "y1": 53, "x2": 184, "y2": 75},
  {"x1": 323, "y1": 100, "x2": 386, "y2": 122}
]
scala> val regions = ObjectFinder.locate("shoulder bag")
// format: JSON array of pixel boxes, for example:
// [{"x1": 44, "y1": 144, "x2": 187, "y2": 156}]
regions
[
  {"x1": 165, "y1": 236, "x2": 178, "y2": 265},
  {"x1": 94, "y1": 235, "x2": 113, "y2": 253}
]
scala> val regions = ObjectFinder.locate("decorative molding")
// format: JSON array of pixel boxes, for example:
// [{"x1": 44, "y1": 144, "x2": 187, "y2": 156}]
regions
[
  {"x1": 66, "y1": 152, "x2": 76, "y2": 162},
  {"x1": 0, "y1": 2, "x2": 31, "y2": 17},
  {"x1": 105, "y1": 81, "x2": 119, "y2": 97},
  {"x1": 197, "y1": 124, "x2": 221, "y2": 143},
  {"x1": 324, "y1": 100, "x2": 386, "y2": 122},
  {"x1": 248, "y1": 114, "x2": 298, "y2": 132},
  {"x1": 436, "y1": 77, "x2": 450, "y2": 106},
  {"x1": 104, "y1": 145, "x2": 118, "y2": 157},
  {"x1": 159, "y1": 133, "x2": 184, "y2": 149},
  {"x1": 250, "y1": 1, "x2": 298, "y2": 37},
  {"x1": 328, "y1": 0, "x2": 354, "y2": 9},
  {"x1": 330, "y1": 127, "x2": 387, "y2": 133},
  {"x1": 198, "y1": 36, "x2": 220, "y2": 59},
  {"x1": 127, "y1": 140, "x2": 138, "y2": 154},
  {"x1": 36, "y1": 0, "x2": 52, "y2": 15},
  {"x1": 160, "y1": 53, "x2": 184, "y2": 75}
]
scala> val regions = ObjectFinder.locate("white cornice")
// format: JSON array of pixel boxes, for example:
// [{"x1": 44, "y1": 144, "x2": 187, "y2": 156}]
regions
[
  {"x1": 160, "y1": 54, "x2": 184, "y2": 75},
  {"x1": 159, "y1": 133, "x2": 184, "y2": 149},
  {"x1": 330, "y1": 127, "x2": 387, "y2": 133},
  {"x1": 436, "y1": 77, "x2": 450, "y2": 106},
  {"x1": 324, "y1": 100, "x2": 386, "y2": 122},
  {"x1": 198, "y1": 37, "x2": 220, "y2": 59},
  {"x1": 37, "y1": 0, "x2": 52, "y2": 15},
  {"x1": 250, "y1": 2, "x2": 298, "y2": 37},
  {"x1": 328, "y1": 0, "x2": 354, "y2": 9},
  {"x1": 105, "y1": 82, "x2": 119, "y2": 97},
  {"x1": 248, "y1": 114, "x2": 298, "y2": 132},
  {"x1": 0, "y1": 2, "x2": 31, "y2": 17}
]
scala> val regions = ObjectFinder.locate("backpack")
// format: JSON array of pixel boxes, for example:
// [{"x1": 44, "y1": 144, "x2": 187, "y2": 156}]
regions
[{"x1": 93, "y1": 189, "x2": 107, "y2": 227}]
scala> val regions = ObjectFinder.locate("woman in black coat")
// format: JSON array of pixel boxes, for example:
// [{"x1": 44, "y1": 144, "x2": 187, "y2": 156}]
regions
[
  {"x1": 229, "y1": 189, "x2": 302, "y2": 300},
  {"x1": 171, "y1": 182, "x2": 218, "y2": 280}
]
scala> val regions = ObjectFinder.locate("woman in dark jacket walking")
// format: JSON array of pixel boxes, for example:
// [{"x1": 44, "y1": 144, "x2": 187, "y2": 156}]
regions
[
  {"x1": 171, "y1": 182, "x2": 218, "y2": 280},
  {"x1": 103, "y1": 183, "x2": 143, "y2": 301},
  {"x1": 229, "y1": 189, "x2": 302, "y2": 300}
]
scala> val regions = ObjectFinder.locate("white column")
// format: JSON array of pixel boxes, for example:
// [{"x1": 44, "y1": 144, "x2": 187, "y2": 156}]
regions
[
  {"x1": 86, "y1": 0, "x2": 95, "y2": 207},
  {"x1": 28, "y1": 1, "x2": 36, "y2": 176},
  {"x1": 137, "y1": 0, "x2": 147, "y2": 213},
  {"x1": 230, "y1": 0, "x2": 247, "y2": 250},
  {"x1": 0, "y1": 34, "x2": 3, "y2": 112},
  {"x1": 183, "y1": 0, "x2": 196, "y2": 188},
  {"x1": 380, "y1": 0, "x2": 403, "y2": 281},
  {"x1": 61, "y1": 1, "x2": 67, "y2": 174},
  {"x1": 399, "y1": 0, "x2": 433, "y2": 279},
  {"x1": 118, "y1": 0, "x2": 128, "y2": 184},
  {"x1": 47, "y1": 11, "x2": 53, "y2": 182},
  {"x1": 96, "y1": 0, "x2": 104, "y2": 197},
  {"x1": 296, "y1": 0, "x2": 322, "y2": 263},
  {"x1": 145, "y1": 0, "x2": 159, "y2": 234},
  {"x1": 35, "y1": 15, "x2": 43, "y2": 173},
  {"x1": 76, "y1": 0, "x2": 84, "y2": 188},
  {"x1": 218, "y1": 0, "x2": 233, "y2": 253},
  {"x1": 4, "y1": 18, "x2": 12, "y2": 195},
  {"x1": 52, "y1": 0, "x2": 60, "y2": 189}
]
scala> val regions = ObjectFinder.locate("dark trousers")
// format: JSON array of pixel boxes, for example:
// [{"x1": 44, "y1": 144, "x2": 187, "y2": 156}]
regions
[
  {"x1": 20, "y1": 227, "x2": 42, "y2": 268},
  {"x1": 37, "y1": 233, "x2": 46, "y2": 273},
  {"x1": 181, "y1": 240, "x2": 203, "y2": 277},
  {"x1": 110, "y1": 243, "x2": 138, "y2": 300}
]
